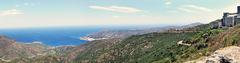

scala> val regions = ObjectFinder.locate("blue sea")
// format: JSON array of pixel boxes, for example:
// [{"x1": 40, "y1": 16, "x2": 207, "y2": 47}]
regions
[
  {"x1": 0, "y1": 25, "x2": 167, "y2": 46},
  {"x1": 0, "y1": 26, "x2": 101, "y2": 46}
]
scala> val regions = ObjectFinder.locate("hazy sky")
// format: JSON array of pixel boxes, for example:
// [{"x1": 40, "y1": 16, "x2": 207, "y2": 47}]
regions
[{"x1": 0, "y1": 0, "x2": 239, "y2": 28}]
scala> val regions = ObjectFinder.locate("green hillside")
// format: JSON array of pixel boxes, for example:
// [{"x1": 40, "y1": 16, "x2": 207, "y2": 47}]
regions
[
  {"x1": 6, "y1": 23, "x2": 240, "y2": 63},
  {"x1": 72, "y1": 32, "x2": 197, "y2": 63},
  {"x1": 71, "y1": 23, "x2": 240, "y2": 63}
]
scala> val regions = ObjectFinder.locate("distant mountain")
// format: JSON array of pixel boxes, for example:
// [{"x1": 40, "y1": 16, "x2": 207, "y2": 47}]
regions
[
  {"x1": 180, "y1": 22, "x2": 203, "y2": 29},
  {"x1": 82, "y1": 22, "x2": 203, "y2": 41}
]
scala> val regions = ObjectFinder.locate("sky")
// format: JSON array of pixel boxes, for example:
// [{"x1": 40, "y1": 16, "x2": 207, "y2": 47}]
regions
[{"x1": 0, "y1": 0, "x2": 239, "y2": 28}]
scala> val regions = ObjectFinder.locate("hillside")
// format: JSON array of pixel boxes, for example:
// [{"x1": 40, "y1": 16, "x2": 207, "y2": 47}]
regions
[
  {"x1": 0, "y1": 24, "x2": 214, "y2": 63},
  {"x1": 3, "y1": 23, "x2": 240, "y2": 63},
  {"x1": 0, "y1": 36, "x2": 48, "y2": 61},
  {"x1": 83, "y1": 23, "x2": 203, "y2": 40},
  {"x1": 70, "y1": 23, "x2": 240, "y2": 63},
  {"x1": 183, "y1": 25, "x2": 240, "y2": 62},
  {"x1": 0, "y1": 36, "x2": 75, "y2": 63},
  {"x1": 71, "y1": 32, "x2": 197, "y2": 63},
  {"x1": 186, "y1": 46, "x2": 240, "y2": 63}
]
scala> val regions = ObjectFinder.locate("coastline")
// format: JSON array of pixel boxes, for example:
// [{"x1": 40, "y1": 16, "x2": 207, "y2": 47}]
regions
[
  {"x1": 80, "y1": 37, "x2": 108, "y2": 42},
  {"x1": 80, "y1": 37, "x2": 96, "y2": 41}
]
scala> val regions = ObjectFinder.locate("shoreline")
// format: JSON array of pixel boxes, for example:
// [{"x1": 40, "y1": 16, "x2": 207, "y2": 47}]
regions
[
  {"x1": 80, "y1": 37, "x2": 96, "y2": 41},
  {"x1": 80, "y1": 37, "x2": 108, "y2": 42}
]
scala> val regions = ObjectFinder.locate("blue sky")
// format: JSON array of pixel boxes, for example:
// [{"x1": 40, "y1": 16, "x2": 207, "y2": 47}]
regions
[{"x1": 0, "y1": 0, "x2": 238, "y2": 28}]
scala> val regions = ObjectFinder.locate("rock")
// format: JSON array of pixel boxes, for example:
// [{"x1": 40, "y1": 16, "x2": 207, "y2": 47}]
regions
[
  {"x1": 186, "y1": 46, "x2": 240, "y2": 63},
  {"x1": 177, "y1": 40, "x2": 191, "y2": 46}
]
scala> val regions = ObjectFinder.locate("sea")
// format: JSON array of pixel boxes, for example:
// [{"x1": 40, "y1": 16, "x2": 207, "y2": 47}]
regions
[
  {"x1": 0, "y1": 25, "x2": 167, "y2": 46},
  {"x1": 0, "y1": 26, "x2": 102, "y2": 46}
]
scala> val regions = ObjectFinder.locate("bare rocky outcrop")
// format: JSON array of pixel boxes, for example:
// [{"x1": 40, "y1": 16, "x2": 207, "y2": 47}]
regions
[
  {"x1": 186, "y1": 46, "x2": 240, "y2": 63},
  {"x1": 177, "y1": 40, "x2": 191, "y2": 46}
]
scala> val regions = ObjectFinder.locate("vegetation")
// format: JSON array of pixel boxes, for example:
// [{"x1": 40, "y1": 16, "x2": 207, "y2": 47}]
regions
[
  {"x1": 73, "y1": 32, "x2": 197, "y2": 63},
  {"x1": 73, "y1": 23, "x2": 240, "y2": 63},
  {"x1": 5, "y1": 24, "x2": 240, "y2": 63}
]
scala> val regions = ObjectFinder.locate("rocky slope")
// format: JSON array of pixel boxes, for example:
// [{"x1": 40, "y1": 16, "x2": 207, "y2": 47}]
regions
[
  {"x1": 183, "y1": 25, "x2": 240, "y2": 63},
  {"x1": 186, "y1": 46, "x2": 240, "y2": 63}
]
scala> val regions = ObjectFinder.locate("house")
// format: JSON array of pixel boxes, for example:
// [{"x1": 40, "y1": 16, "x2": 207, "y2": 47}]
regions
[
  {"x1": 222, "y1": 12, "x2": 239, "y2": 27},
  {"x1": 210, "y1": 20, "x2": 222, "y2": 29},
  {"x1": 211, "y1": 6, "x2": 240, "y2": 29}
]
